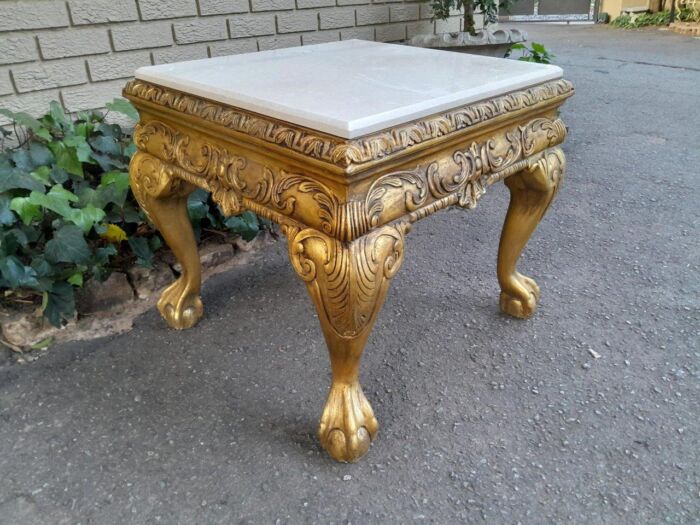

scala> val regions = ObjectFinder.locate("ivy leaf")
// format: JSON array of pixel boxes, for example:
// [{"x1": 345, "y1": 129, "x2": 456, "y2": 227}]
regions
[
  {"x1": 97, "y1": 122, "x2": 121, "y2": 139},
  {"x1": 31, "y1": 256, "x2": 54, "y2": 278},
  {"x1": 43, "y1": 281, "x2": 76, "y2": 327},
  {"x1": 10, "y1": 196, "x2": 43, "y2": 225},
  {"x1": 63, "y1": 135, "x2": 94, "y2": 164},
  {"x1": 0, "y1": 170, "x2": 47, "y2": 193},
  {"x1": 92, "y1": 245, "x2": 117, "y2": 266},
  {"x1": 45, "y1": 224, "x2": 91, "y2": 264},
  {"x1": 28, "y1": 141, "x2": 54, "y2": 166},
  {"x1": 0, "y1": 108, "x2": 43, "y2": 132},
  {"x1": 106, "y1": 98, "x2": 139, "y2": 121},
  {"x1": 49, "y1": 141, "x2": 83, "y2": 177},
  {"x1": 11, "y1": 149, "x2": 33, "y2": 171},
  {"x1": 50, "y1": 167, "x2": 70, "y2": 184},
  {"x1": 68, "y1": 203, "x2": 105, "y2": 233},
  {"x1": 98, "y1": 171, "x2": 130, "y2": 207},
  {"x1": 224, "y1": 211, "x2": 260, "y2": 241},
  {"x1": 0, "y1": 230, "x2": 20, "y2": 257},
  {"x1": 0, "y1": 194, "x2": 16, "y2": 226},
  {"x1": 30, "y1": 165, "x2": 52, "y2": 186},
  {"x1": 0, "y1": 255, "x2": 40, "y2": 289},
  {"x1": 123, "y1": 142, "x2": 137, "y2": 157},
  {"x1": 27, "y1": 185, "x2": 79, "y2": 219},
  {"x1": 49, "y1": 101, "x2": 72, "y2": 131},
  {"x1": 89, "y1": 134, "x2": 121, "y2": 156},
  {"x1": 67, "y1": 271, "x2": 84, "y2": 287},
  {"x1": 128, "y1": 236, "x2": 154, "y2": 267}
]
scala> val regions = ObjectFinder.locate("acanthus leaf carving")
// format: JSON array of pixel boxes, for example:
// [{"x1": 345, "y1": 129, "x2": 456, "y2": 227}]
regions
[
  {"x1": 125, "y1": 79, "x2": 573, "y2": 169},
  {"x1": 131, "y1": 115, "x2": 567, "y2": 241},
  {"x1": 286, "y1": 221, "x2": 410, "y2": 338}
]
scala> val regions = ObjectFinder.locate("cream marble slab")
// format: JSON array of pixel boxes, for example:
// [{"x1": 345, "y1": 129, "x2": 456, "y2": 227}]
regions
[{"x1": 135, "y1": 39, "x2": 563, "y2": 139}]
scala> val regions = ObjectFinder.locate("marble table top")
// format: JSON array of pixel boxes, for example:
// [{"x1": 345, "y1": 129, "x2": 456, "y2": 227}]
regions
[{"x1": 135, "y1": 40, "x2": 563, "y2": 139}]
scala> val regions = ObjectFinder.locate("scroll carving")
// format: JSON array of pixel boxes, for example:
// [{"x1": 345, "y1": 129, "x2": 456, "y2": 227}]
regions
[
  {"x1": 285, "y1": 222, "x2": 410, "y2": 338},
  {"x1": 364, "y1": 117, "x2": 567, "y2": 226},
  {"x1": 130, "y1": 115, "x2": 566, "y2": 242}
]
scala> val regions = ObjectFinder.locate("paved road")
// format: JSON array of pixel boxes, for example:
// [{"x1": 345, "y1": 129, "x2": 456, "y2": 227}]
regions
[{"x1": 1, "y1": 25, "x2": 698, "y2": 525}]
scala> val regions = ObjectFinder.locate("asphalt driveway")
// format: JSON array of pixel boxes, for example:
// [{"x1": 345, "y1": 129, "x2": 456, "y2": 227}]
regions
[{"x1": 1, "y1": 24, "x2": 698, "y2": 525}]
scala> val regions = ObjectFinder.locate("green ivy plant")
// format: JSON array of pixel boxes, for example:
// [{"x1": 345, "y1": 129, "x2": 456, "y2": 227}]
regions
[
  {"x1": 0, "y1": 100, "x2": 266, "y2": 328},
  {"x1": 505, "y1": 42, "x2": 555, "y2": 64}
]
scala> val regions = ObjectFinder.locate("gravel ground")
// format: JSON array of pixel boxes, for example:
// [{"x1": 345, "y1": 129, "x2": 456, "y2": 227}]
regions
[{"x1": 1, "y1": 24, "x2": 698, "y2": 525}]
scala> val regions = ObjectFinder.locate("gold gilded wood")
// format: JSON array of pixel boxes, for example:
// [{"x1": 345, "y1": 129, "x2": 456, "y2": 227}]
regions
[
  {"x1": 497, "y1": 147, "x2": 565, "y2": 318},
  {"x1": 124, "y1": 79, "x2": 573, "y2": 172},
  {"x1": 129, "y1": 152, "x2": 203, "y2": 329},
  {"x1": 125, "y1": 78, "x2": 572, "y2": 462},
  {"x1": 285, "y1": 222, "x2": 409, "y2": 461}
]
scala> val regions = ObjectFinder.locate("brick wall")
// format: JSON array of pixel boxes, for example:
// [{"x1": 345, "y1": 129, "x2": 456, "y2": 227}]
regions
[{"x1": 0, "y1": 0, "x2": 464, "y2": 123}]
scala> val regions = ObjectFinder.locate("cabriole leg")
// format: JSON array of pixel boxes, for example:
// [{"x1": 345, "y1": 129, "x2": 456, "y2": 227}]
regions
[
  {"x1": 497, "y1": 147, "x2": 566, "y2": 319},
  {"x1": 285, "y1": 222, "x2": 410, "y2": 462},
  {"x1": 129, "y1": 151, "x2": 203, "y2": 329}
]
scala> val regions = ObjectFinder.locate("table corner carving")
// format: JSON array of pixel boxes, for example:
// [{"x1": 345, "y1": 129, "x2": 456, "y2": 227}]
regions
[{"x1": 125, "y1": 76, "x2": 573, "y2": 462}]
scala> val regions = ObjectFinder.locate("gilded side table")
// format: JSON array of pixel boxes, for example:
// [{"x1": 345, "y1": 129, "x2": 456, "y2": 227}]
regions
[{"x1": 124, "y1": 40, "x2": 573, "y2": 463}]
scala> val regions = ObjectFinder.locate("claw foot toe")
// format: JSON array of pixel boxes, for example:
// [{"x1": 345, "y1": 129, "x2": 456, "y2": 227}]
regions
[
  {"x1": 157, "y1": 277, "x2": 203, "y2": 329},
  {"x1": 319, "y1": 382, "x2": 378, "y2": 463},
  {"x1": 500, "y1": 272, "x2": 540, "y2": 319}
]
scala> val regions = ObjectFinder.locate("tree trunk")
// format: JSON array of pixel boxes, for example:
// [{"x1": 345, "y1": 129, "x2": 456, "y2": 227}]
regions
[{"x1": 464, "y1": 0, "x2": 476, "y2": 35}]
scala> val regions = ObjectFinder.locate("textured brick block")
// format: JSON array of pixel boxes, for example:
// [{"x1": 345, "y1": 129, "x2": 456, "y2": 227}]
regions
[
  {"x1": 197, "y1": 0, "x2": 249, "y2": 15},
  {"x1": 406, "y1": 19, "x2": 433, "y2": 38},
  {"x1": 0, "y1": 34, "x2": 38, "y2": 65},
  {"x1": 276, "y1": 11, "x2": 318, "y2": 33},
  {"x1": 111, "y1": 22, "x2": 174, "y2": 50},
  {"x1": 88, "y1": 51, "x2": 152, "y2": 81},
  {"x1": 139, "y1": 0, "x2": 197, "y2": 20},
  {"x1": 38, "y1": 28, "x2": 111, "y2": 59},
  {"x1": 419, "y1": 3, "x2": 434, "y2": 19},
  {"x1": 68, "y1": 0, "x2": 138, "y2": 24},
  {"x1": 297, "y1": 0, "x2": 335, "y2": 8},
  {"x1": 390, "y1": 4, "x2": 419, "y2": 21},
  {"x1": 340, "y1": 26, "x2": 373, "y2": 40},
  {"x1": 257, "y1": 34, "x2": 300, "y2": 50},
  {"x1": 356, "y1": 6, "x2": 389, "y2": 25},
  {"x1": 0, "y1": 1, "x2": 70, "y2": 31},
  {"x1": 319, "y1": 7, "x2": 355, "y2": 29},
  {"x1": 0, "y1": 90, "x2": 61, "y2": 125},
  {"x1": 62, "y1": 79, "x2": 126, "y2": 112},
  {"x1": 229, "y1": 14, "x2": 276, "y2": 38},
  {"x1": 251, "y1": 0, "x2": 295, "y2": 12},
  {"x1": 209, "y1": 39, "x2": 258, "y2": 56},
  {"x1": 0, "y1": 69, "x2": 13, "y2": 96},
  {"x1": 152, "y1": 43, "x2": 210, "y2": 63},
  {"x1": 12, "y1": 59, "x2": 88, "y2": 93},
  {"x1": 302, "y1": 30, "x2": 339, "y2": 45},
  {"x1": 174, "y1": 18, "x2": 228, "y2": 43},
  {"x1": 337, "y1": 0, "x2": 368, "y2": 5},
  {"x1": 436, "y1": 16, "x2": 460, "y2": 33},
  {"x1": 375, "y1": 23, "x2": 406, "y2": 42}
]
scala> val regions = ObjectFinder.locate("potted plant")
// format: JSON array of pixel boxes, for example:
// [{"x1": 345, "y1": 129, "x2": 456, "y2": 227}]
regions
[{"x1": 409, "y1": 0, "x2": 527, "y2": 57}]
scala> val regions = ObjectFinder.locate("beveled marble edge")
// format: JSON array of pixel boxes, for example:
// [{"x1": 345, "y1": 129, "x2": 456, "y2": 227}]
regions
[{"x1": 123, "y1": 77, "x2": 574, "y2": 171}]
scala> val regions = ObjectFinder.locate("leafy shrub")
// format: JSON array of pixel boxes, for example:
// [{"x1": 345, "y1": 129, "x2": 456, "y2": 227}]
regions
[
  {"x1": 610, "y1": 10, "x2": 671, "y2": 28},
  {"x1": 0, "y1": 100, "x2": 266, "y2": 327},
  {"x1": 505, "y1": 42, "x2": 555, "y2": 64}
]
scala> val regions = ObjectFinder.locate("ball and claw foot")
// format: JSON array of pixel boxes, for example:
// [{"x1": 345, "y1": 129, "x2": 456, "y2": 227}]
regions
[
  {"x1": 156, "y1": 276, "x2": 203, "y2": 330},
  {"x1": 499, "y1": 272, "x2": 541, "y2": 319},
  {"x1": 318, "y1": 382, "x2": 379, "y2": 463}
]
